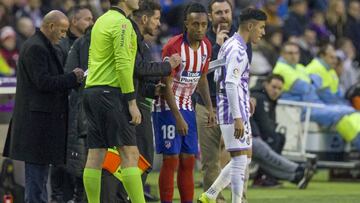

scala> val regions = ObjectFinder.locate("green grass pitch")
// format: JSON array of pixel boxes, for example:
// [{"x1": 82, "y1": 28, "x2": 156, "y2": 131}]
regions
[{"x1": 145, "y1": 170, "x2": 360, "y2": 203}]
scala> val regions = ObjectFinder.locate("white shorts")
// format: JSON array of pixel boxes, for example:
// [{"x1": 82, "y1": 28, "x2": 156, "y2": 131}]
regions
[{"x1": 220, "y1": 120, "x2": 252, "y2": 151}]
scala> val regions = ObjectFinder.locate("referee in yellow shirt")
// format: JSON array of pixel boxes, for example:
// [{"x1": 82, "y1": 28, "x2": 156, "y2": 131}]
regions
[{"x1": 82, "y1": 0, "x2": 145, "y2": 203}]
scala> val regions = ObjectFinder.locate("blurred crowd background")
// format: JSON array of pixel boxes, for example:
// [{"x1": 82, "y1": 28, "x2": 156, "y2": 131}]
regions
[{"x1": 0, "y1": 0, "x2": 359, "y2": 93}]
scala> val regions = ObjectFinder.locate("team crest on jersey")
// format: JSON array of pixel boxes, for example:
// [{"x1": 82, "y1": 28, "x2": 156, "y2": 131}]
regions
[
  {"x1": 164, "y1": 140, "x2": 172, "y2": 149},
  {"x1": 201, "y1": 54, "x2": 207, "y2": 63},
  {"x1": 233, "y1": 68, "x2": 240, "y2": 76},
  {"x1": 240, "y1": 136, "x2": 246, "y2": 143},
  {"x1": 246, "y1": 136, "x2": 250, "y2": 145}
]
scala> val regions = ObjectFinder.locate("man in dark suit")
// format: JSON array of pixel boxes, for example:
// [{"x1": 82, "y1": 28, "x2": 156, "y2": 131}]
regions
[{"x1": 3, "y1": 10, "x2": 84, "y2": 203}]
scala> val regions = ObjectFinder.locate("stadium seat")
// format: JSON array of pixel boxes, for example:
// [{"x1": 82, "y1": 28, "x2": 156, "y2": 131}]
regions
[{"x1": 276, "y1": 100, "x2": 360, "y2": 170}]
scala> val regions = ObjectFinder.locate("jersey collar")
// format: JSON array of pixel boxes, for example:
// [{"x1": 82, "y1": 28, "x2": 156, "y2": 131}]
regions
[
  {"x1": 233, "y1": 32, "x2": 247, "y2": 49},
  {"x1": 110, "y1": 6, "x2": 127, "y2": 17}
]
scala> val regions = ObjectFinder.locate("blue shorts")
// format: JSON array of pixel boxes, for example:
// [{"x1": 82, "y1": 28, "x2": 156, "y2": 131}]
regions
[{"x1": 152, "y1": 110, "x2": 198, "y2": 155}]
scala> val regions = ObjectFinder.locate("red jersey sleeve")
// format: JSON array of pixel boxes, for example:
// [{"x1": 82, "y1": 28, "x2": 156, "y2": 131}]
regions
[{"x1": 202, "y1": 37, "x2": 212, "y2": 74}]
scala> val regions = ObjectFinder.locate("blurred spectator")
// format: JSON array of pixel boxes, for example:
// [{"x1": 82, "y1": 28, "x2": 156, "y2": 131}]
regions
[
  {"x1": 309, "y1": 11, "x2": 332, "y2": 43},
  {"x1": 0, "y1": 2, "x2": 12, "y2": 28},
  {"x1": 307, "y1": 0, "x2": 328, "y2": 11},
  {"x1": 289, "y1": 27, "x2": 317, "y2": 65},
  {"x1": 254, "y1": 26, "x2": 283, "y2": 69},
  {"x1": 273, "y1": 42, "x2": 360, "y2": 152},
  {"x1": 325, "y1": 0, "x2": 347, "y2": 39},
  {"x1": 283, "y1": 0, "x2": 309, "y2": 40},
  {"x1": 235, "y1": 0, "x2": 262, "y2": 9},
  {"x1": 57, "y1": 5, "x2": 93, "y2": 62},
  {"x1": 15, "y1": 17, "x2": 35, "y2": 50},
  {"x1": 99, "y1": 0, "x2": 110, "y2": 13},
  {"x1": 160, "y1": 0, "x2": 191, "y2": 14},
  {"x1": 334, "y1": 50, "x2": 346, "y2": 82},
  {"x1": 306, "y1": 43, "x2": 346, "y2": 104},
  {"x1": 0, "y1": 26, "x2": 18, "y2": 73},
  {"x1": 15, "y1": 0, "x2": 50, "y2": 28},
  {"x1": 51, "y1": 0, "x2": 76, "y2": 13},
  {"x1": 262, "y1": 0, "x2": 283, "y2": 27},
  {"x1": 0, "y1": 53, "x2": 14, "y2": 76},
  {"x1": 345, "y1": 0, "x2": 360, "y2": 63},
  {"x1": 336, "y1": 38, "x2": 360, "y2": 92},
  {"x1": 251, "y1": 43, "x2": 273, "y2": 75}
]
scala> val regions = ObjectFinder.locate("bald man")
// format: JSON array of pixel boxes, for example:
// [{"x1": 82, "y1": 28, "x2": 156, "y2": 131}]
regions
[{"x1": 2, "y1": 10, "x2": 84, "y2": 203}]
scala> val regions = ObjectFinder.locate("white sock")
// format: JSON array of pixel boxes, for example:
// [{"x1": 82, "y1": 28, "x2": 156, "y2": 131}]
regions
[
  {"x1": 231, "y1": 155, "x2": 247, "y2": 203},
  {"x1": 205, "y1": 160, "x2": 232, "y2": 199}
]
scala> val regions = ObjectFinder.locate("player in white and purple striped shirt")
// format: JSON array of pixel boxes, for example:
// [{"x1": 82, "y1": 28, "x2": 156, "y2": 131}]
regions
[{"x1": 199, "y1": 8, "x2": 267, "y2": 203}]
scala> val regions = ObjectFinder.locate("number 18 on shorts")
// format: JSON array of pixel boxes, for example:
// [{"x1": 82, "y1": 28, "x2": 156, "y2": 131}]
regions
[{"x1": 152, "y1": 110, "x2": 198, "y2": 155}]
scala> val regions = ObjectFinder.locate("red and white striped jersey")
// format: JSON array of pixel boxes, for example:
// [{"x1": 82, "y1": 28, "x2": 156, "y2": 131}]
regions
[{"x1": 154, "y1": 34, "x2": 212, "y2": 112}]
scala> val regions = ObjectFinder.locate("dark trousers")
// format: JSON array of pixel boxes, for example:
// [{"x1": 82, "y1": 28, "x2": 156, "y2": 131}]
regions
[
  {"x1": 25, "y1": 162, "x2": 49, "y2": 203},
  {"x1": 266, "y1": 133, "x2": 286, "y2": 154},
  {"x1": 100, "y1": 102, "x2": 154, "y2": 202},
  {"x1": 50, "y1": 165, "x2": 67, "y2": 202}
]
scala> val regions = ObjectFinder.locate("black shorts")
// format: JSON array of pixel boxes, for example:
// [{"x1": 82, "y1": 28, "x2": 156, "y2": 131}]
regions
[{"x1": 83, "y1": 86, "x2": 136, "y2": 148}]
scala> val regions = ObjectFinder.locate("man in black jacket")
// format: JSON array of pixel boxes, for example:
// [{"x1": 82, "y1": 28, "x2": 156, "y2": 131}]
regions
[
  {"x1": 51, "y1": 6, "x2": 94, "y2": 203},
  {"x1": 251, "y1": 75, "x2": 285, "y2": 154},
  {"x1": 3, "y1": 10, "x2": 84, "y2": 203},
  {"x1": 57, "y1": 5, "x2": 93, "y2": 63},
  {"x1": 250, "y1": 74, "x2": 315, "y2": 189}
]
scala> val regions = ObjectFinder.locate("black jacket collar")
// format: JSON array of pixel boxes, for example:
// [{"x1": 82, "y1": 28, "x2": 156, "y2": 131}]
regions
[
  {"x1": 36, "y1": 29, "x2": 52, "y2": 47},
  {"x1": 67, "y1": 30, "x2": 78, "y2": 41},
  {"x1": 110, "y1": 6, "x2": 127, "y2": 17}
]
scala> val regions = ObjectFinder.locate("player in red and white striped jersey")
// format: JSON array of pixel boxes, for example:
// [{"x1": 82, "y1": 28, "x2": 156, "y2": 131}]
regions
[
  {"x1": 152, "y1": 3, "x2": 215, "y2": 203},
  {"x1": 154, "y1": 32, "x2": 212, "y2": 112}
]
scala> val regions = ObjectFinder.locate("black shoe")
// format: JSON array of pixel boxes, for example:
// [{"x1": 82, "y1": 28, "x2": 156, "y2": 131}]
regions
[
  {"x1": 297, "y1": 159, "x2": 317, "y2": 189},
  {"x1": 252, "y1": 175, "x2": 282, "y2": 188}
]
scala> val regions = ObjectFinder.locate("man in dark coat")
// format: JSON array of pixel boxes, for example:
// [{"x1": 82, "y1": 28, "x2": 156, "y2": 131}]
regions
[
  {"x1": 51, "y1": 6, "x2": 93, "y2": 203},
  {"x1": 2, "y1": 10, "x2": 84, "y2": 203},
  {"x1": 57, "y1": 5, "x2": 93, "y2": 64}
]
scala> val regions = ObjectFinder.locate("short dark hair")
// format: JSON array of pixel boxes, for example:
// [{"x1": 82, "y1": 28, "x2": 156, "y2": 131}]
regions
[
  {"x1": 265, "y1": 74, "x2": 285, "y2": 84},
  {"x1": 133, "y1": 0, "x2": 161, "y2": 18},
  {"x1": 208, "y1": 0, "x2": 233, "y2": 13},
  {"x1": 281, "y1": 41, "x2": 299, "y2": 52},
  {"x1": 238, "y1": 8, "x2": 267, "y2": 24},
  {"x1": 109, "y1": 0, "x2": 121, "y2": 6},
  {"x1": 317, "y1": 43, "x2": 334, "y2": 57},
  {"x1": 184, "y1": 2, "x2": 207, "y2": 21},
  {"x1": 67, "y1": 5, "x2": 91, "y2": 20}
]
